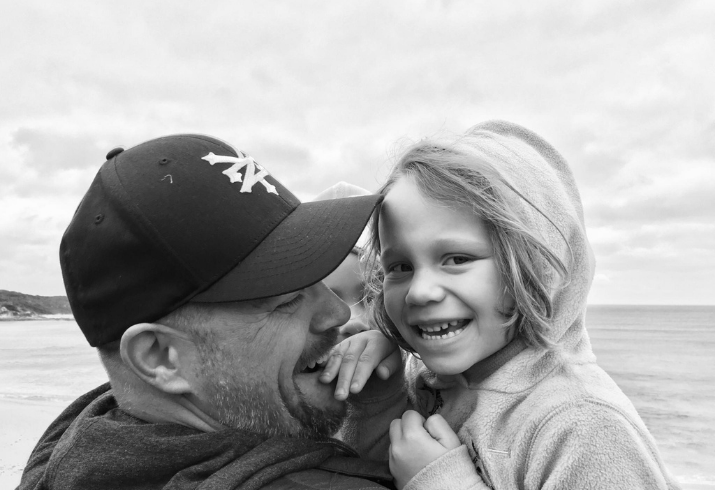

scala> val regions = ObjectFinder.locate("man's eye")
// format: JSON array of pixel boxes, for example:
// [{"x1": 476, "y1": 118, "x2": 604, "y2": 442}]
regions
[
  {"x1": 276, "y1": 294, "x2": 304, "y2": 310},
  {"x1": 445, "y1": 256, "x2": 472, "y2": 266}
]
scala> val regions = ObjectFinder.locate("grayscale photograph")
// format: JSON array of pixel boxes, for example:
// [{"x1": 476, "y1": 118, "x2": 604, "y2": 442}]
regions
[{"x1": 0, "y1": 1, "x2": 713, "y2": 489}]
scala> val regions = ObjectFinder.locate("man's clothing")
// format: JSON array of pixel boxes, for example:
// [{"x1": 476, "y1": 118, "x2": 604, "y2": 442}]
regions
[{"x1": 18, "y1": 384, "x2": 393, "y2": 490}]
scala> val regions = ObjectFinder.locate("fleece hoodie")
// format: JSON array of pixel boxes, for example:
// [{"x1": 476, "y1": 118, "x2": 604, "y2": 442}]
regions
[
  {"x1": 18, "y1": 383, "x2": 394, "y2": 490},
  {"x1": 401, "y1": 121, "x2": 681, "y2": 490}
]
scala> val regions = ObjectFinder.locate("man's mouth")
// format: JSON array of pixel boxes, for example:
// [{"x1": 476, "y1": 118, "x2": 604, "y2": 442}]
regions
[
  {"x1": 298, "y1": 351, "x2": 332, "y2": 374},
  {"x1": 413, "y1": 319, "x2": 471, "y2": 341},
  {"x1": 295, "y1": 330, "x2": 338, "y2": 375}
]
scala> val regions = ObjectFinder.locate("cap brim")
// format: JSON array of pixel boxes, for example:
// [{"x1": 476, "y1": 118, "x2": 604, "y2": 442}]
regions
[{"x1": 190, "y1": 194, "x2": 381, "y2": 302}]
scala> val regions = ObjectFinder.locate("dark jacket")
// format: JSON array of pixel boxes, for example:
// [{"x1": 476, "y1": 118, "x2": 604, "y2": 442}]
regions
[{"x1": 18, "y1": 384, "x2": 393, "y2": 490}]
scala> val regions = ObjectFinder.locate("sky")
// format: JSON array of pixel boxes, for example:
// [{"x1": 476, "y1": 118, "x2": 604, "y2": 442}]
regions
[{"x1": 1, "y1": 0, "x2": 713, "y2": 305}]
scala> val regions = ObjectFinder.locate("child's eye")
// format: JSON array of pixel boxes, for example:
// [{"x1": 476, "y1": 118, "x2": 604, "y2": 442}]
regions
[
  {"x1": 387, "y1": 263, "x2": 413, "y2": 274},
  {"x1": 444, "y1": 256, "x2": 473, "y2": 266}
]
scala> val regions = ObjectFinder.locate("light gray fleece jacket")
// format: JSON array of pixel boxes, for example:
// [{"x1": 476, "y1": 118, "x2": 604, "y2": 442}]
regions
[{"x1": 400, "y1": 121, "x2": 681, "y2": 490}]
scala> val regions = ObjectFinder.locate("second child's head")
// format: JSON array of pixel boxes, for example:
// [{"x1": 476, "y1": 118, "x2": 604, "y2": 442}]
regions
[
  {"x1": 314, "y1": 182, "x2": 373, "y2": 341},
  {"x1": 367, "y1": 126, "x2": 569, "y2": 376}
]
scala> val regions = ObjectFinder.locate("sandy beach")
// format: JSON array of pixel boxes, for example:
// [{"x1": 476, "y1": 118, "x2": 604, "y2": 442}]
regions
[
  {"x1": 2, "y1": 310, "x2": 714, "y2": 489},
  {"x1": 0, "y1": 398, "x2": 74, "y2": 488}
]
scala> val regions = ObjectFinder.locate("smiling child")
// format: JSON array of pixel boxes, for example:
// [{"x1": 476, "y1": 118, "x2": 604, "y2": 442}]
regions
[{"x1": 323, "y1": 121, "x2": 681, "y2": 490}]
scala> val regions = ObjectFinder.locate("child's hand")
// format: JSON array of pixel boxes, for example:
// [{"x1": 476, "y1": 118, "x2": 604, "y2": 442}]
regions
[
  {"x1": 389, "y1": 411, "x2": 461, "y2": 489},
  {"x1": 336, "y1": 316, "x2": 370, "y2": 342},
  {"x1": 319, "y1": 330, "x2": 400, "y2": 401}
]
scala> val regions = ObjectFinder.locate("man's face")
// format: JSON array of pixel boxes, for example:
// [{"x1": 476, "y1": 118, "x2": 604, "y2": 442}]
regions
[{"x1": 183, "y1": 282, "x2": 350, "y2": 438}]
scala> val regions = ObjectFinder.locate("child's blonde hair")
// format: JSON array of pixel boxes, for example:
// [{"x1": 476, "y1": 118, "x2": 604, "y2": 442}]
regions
[{"x1": 365, "y1": 136, "x2": 569, "y2": 351}]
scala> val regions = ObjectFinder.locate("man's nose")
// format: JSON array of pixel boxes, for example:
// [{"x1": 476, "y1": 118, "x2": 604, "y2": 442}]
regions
[
  {"x1": 405, "y1": 269, "x2": 445, "y2": 306},
  {"x1": 310, "y1": 282, "x2": 351, "y2": 333}
]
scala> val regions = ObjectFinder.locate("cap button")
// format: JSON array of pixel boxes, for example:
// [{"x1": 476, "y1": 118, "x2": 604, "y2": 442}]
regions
[{"x1": 106, "y1": 147, "x2": 124, "y2": 160}]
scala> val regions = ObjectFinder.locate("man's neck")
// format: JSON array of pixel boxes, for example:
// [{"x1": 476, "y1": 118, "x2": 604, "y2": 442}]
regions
[{"x1": 112, "y1": 378, "x2": 225, "y2": 433}]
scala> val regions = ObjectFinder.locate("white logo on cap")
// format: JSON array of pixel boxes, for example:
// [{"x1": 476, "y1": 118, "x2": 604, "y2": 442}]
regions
[{"x1": 202, "y1": 152, "x2": 278, "y2": 195}]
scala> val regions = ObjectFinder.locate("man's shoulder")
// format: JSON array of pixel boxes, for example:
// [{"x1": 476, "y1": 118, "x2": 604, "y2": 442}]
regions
[
  {"x1": 261, "y1": 455, "x2": 394, "y2": 490},
  {"x1": 265, "y1": 468, "x2": 393, "y2": 490}
]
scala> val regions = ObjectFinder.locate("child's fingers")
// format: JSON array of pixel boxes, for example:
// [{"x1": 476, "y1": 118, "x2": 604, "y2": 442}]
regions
[
  {"x1": 423, "y1": 414, "x2": 461, "y2": 450},
  {"x1": 345, "y1": 335, "x2": 396, "y2": 393},
  {"x1": 347, "y1": 331, "x2": 402, "y2": 393},
  {"x1": 400, "y1": 409, "x2": 427, "y2": 435},
  {"x1": 332, "y1": 338, "x2": 368, "y2": 400},
  {"x1": 389, "y1": 417, "x2": 403, "y2": 443},
  {"x1": 320, "y1": 330, "x2": 399, "y2": 398},
  {"x1": 375, "y1": 348, "x2": 402, "y2": 380},
  {"x1": 319, "y1": 341, "x2": 348, "y2": 384}
]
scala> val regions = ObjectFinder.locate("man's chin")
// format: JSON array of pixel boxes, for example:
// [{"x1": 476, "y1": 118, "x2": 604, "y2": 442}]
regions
[{"x1": 291, "y1": 370, "x2": 346, "y2": 437}]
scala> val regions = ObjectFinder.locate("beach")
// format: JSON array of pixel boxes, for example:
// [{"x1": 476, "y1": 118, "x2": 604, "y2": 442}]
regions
[{"x1": 1, "y1": 306, "x2": 714, "y2": 489}]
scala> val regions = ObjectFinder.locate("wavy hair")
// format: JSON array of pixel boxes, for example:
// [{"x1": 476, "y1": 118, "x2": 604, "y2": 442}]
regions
[{"x1": 364, "y1": 137, "x2": 569, "y2": 352}]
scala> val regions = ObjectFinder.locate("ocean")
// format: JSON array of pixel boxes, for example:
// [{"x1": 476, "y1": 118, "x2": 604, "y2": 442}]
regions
[{"x1": 1, "y1": 305, "x2": 713, "y2": 488}]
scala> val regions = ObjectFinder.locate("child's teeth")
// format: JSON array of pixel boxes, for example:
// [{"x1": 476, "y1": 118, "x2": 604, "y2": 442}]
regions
[
  {"x1": 419, "y1": 322, "x2": 454, "y2": 332},
  {"x1": 420, "y1": 327, "x2": 466, "y2": 341}
]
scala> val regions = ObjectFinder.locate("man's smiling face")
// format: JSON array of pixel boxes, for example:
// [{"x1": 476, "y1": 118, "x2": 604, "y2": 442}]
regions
[{"x1": 182, "y1": 282, "x2": 350, "y2": 437}]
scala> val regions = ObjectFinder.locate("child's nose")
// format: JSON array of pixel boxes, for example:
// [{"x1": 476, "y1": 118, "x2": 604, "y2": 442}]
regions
[{"x1": 405, "y1": 269, "x2": 445, "y2": 305}]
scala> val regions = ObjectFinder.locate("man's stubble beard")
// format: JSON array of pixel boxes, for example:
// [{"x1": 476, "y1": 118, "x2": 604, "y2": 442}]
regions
[{"x1": 194, "y1": 332, "x2": 345, "y2": 439}]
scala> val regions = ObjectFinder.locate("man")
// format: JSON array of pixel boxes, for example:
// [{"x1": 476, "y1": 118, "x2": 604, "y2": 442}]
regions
[{"x1": 18, "y1": 134, "x2": 403, "y2": 489}]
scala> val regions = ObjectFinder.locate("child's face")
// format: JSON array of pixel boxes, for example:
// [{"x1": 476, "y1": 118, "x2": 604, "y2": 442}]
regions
[
  {"x1": 379, "y1": 176, "x2": 514, "y2": 377},
  {"x1": 323, "y1": 251, "x2": 369, "y2": 341}
]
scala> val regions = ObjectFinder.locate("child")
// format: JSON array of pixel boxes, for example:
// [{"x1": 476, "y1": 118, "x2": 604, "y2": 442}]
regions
[
  {"x1": 321, "y1": 121, "x2": 680, "y2": 489},
  {"x1": 314, "y1": 182, "x2": 373, "y2": 340}
]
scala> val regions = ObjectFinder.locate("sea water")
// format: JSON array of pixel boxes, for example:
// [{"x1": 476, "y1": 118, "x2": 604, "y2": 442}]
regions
[
  {"x1": 1, "y1": 306, "x2": 714, "y2": 488},
  {"x1": 586, "y1": 305, "x2": 715, "y2": 488}
]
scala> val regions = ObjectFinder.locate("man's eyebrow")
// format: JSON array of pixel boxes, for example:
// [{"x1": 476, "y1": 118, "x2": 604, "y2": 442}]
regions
[{"x1": 249, "y1": 290, "x2": 303, "y2": 309}]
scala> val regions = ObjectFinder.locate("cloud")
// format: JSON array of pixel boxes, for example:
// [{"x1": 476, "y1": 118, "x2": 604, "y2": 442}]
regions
[
  {"x1": 11, "y1": 128, "x2": 106, "y2": 172},
  {"x1": 0, "y1": 1, "x2": 713, "y2": 302}
]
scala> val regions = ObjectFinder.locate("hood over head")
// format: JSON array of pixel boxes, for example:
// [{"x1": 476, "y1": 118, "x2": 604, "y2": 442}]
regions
[{"x1": 451, "y1": 120, "x2": 596, "y2": 391}]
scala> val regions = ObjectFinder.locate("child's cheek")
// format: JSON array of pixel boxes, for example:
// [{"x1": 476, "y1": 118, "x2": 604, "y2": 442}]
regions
[{"x1": 336, "y1": 319, "x2": 370, "y2": 342}]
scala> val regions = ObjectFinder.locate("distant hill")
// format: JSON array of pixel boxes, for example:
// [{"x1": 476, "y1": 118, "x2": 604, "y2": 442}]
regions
[{"x1": 0, "y1": 289, "x2": 73, "y2": 319}]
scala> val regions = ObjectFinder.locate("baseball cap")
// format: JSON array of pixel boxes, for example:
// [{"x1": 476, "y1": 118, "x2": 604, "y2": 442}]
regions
[
  {"x1": 60, "y1": 134, "x2": 381, "y2": 346},
  {"x1": 313, "y1": 182, "x2": 372, "y2": 251}
]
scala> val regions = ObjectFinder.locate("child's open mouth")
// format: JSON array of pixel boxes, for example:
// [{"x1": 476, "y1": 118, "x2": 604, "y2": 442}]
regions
[{"x1": 414, "y1": 319, "x2": 470, "y2": 340}]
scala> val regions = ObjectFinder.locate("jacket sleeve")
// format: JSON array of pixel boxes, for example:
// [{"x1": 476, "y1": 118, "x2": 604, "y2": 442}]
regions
[
  {"x1": 403, "y1": 445, "x2": 491, "y2": 490},
  {"x1": 524, "y1": 400, "x2": 679, "y2": 490},
  {"x1": 339, "y1": 364, "x2": 410, "y2": 462}
]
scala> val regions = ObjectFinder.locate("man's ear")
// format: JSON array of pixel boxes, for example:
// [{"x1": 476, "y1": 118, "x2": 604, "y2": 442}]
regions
[{"x1": 120, "y1": 323, "x2": 195, "y2": 395}]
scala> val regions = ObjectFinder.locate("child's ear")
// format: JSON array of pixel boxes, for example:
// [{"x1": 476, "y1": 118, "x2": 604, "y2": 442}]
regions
[{"x1": 120, "y1": 323, "x2": 194, "y2": 395}]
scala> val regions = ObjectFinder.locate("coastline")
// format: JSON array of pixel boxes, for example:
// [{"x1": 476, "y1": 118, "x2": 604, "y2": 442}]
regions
[{"x1": 0, "y1": 315, "x2": 74, "y2": 322}]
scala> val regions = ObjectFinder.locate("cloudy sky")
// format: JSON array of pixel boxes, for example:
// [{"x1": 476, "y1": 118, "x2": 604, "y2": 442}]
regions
[{"x1": 1, "y1": 0, "x2": 713, "y2": 305}]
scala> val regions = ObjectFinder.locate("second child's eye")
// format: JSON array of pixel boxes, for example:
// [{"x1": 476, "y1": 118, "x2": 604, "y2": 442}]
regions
[
  {"x1": 445, "y1": 256, "x2": 473, "y2": 266},
  {"x1": 387, "y1": 263, "x2": 413, "y2": 273}
]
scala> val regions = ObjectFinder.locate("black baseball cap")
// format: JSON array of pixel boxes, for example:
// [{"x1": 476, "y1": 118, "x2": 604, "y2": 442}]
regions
[{"x1": 60, "y1": 134, "x2": 381, "y2": 346}]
